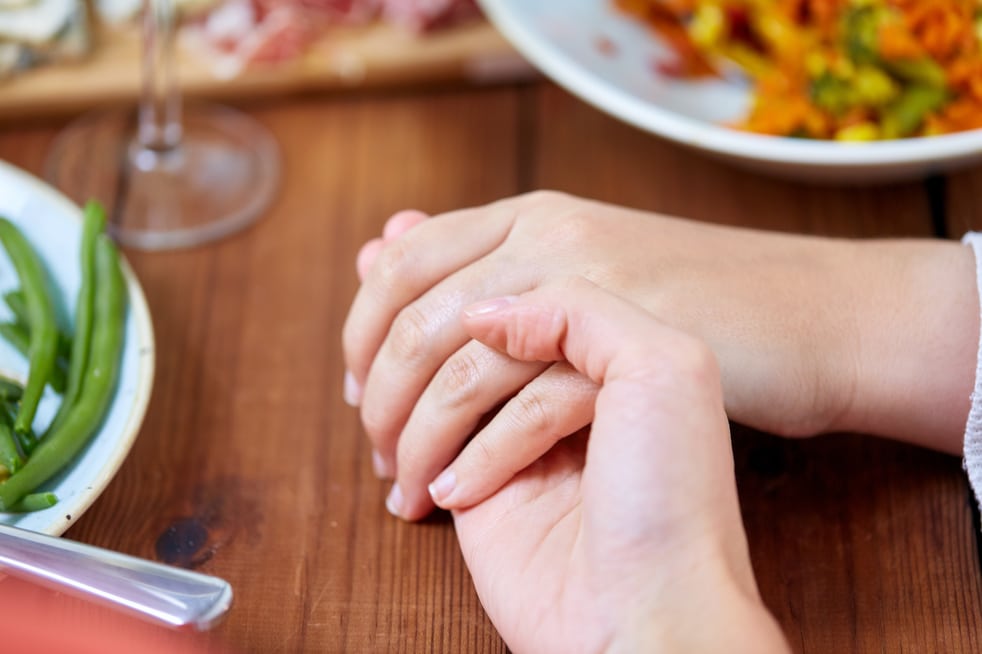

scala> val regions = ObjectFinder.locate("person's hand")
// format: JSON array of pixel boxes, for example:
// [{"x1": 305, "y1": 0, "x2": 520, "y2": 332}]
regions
[
  {"x1": 344, "y1": 192, "x2": 977, "y2": 521},
  {"x1": 435, "y1": 277, "x2": 788, "y2": 654}
]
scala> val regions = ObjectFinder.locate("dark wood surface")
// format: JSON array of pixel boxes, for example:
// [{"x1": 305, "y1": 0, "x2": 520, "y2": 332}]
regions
[{"x1": 0, "y1": 82, "x2": 979, "y2": 652}]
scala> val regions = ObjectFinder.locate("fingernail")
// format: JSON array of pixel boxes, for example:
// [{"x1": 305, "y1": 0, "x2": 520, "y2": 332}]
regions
[
  {"x1": 343, "y1": 370, "x2": 362, "y2": 407},
  {"x1": 372, "y1": 449, "x2": 393, "y2": 479},
  {"x1": 463, "y1": 296, "x2": 517, "y2": 318},
  {"x1": 428, "y1": 469, "x2": 457, "y2": 505},
  {"x1": 386, "y1": 483, "x2": 404, "y2": 518}
]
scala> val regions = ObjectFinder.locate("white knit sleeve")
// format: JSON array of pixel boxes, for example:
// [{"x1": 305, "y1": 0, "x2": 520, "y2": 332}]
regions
[{"x1": 961, "y1": 232, "x2": 982, "y2": 505}]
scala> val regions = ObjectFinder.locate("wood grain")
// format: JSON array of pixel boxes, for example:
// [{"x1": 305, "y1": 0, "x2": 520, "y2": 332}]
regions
[
  {"x1": 0, "y1": 88, "x2": 518, "y2": 653},
  {"x1": 527, "y1": 85, "x2": 936, "y2": 237},
  {"x1": 945, "y1": 170, "x2": 982, "y2": 236},
  {"x1": 0, "y1": 82, "x2": 980, "y2": 652}
]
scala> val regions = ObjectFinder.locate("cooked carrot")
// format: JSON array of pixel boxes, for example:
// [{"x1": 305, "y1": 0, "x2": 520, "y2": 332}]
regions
[{"x1": 616, "y1": 0, "x2": 982, "y2": 139}]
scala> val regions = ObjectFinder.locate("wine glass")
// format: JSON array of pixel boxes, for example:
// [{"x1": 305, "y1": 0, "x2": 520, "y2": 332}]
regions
[{"x1": 45, "y1": 0, "x2": 280, "y2": 251}]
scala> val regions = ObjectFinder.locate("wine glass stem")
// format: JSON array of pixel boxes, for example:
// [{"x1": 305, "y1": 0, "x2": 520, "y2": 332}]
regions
[{"x1": 138, "y1": 0, "x2": 182, "y2": 156}]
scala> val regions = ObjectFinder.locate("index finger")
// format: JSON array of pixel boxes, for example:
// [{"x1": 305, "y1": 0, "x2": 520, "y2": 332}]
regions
[{"x1": 342, "y1": 201, "x2": 519, "y2": 390}]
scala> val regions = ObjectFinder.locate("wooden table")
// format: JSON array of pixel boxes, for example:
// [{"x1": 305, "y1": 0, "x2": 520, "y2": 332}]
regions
[{"x1": 1, "y1": 80, "x2": 981, "y2": 652}]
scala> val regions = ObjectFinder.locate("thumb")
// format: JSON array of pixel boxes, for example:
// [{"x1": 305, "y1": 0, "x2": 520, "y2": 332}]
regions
[{"x1": 462, "y1": 277, "x2": 743, "y2": 565}]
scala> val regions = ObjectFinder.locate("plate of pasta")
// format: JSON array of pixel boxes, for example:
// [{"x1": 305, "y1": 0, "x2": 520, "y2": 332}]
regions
[{"x1": 477, "y1": 0, "x2": 982, "y2": 182}]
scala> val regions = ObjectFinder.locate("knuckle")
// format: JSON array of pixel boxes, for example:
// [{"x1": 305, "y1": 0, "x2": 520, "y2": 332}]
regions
[
  {"x1": 361, "y1": 409, "x2": 389, "y2": 450},
  {"x1": 555, "y1": 208, "x2": 598, "y2": 246},
  {"x1": 507, "y1": 191, "x2": 571, "y2": 232},
  {"x1": 395, "y1": 436, "x2": 430, "y2": 484},
  {"x1": 370, "y1": 237, "x2": 416, "y2": 299},
  {"x1": 387, "y1": 303, "x2": 434, "y2": 366},
  {"x1": 508, "y1": 387, "x2": 555, "y2": 436},
  {"x1": 668, "y1": 337, "x2": 720, "y2": 387},
  {"x1": 359, "y1": 401, "x2": 394, "y2": 448},
  {"x1": 470, "y1": 435, "x2": 498, "y2": 467},
  {"x1": 520, "y1": 189, "x2": 568, "y2": 207},
  {"x1": 506, "y1": 308, "x2": 559, "y2": 362},
  {"x1": 554, "y1": 274, "x2": 594, "y2": 295},
  {"x1": 582, "y1": 259, "x2": 628, "y2": 288},
  {"x1": 510, "y1": 203, "x2": 599, "y2": 256},
  {"x1": 433, "y1": 350, "x2": 483, "y2": 410}
]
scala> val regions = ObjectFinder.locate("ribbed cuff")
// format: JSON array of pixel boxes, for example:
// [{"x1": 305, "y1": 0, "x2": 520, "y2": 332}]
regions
[{"x1": 960, "y1": 232, "x2": 982, "y2": 510}]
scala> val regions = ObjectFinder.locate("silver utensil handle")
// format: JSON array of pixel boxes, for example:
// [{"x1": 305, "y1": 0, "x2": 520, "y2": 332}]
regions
[{"x1": 0, "y1": 522, "x2": 232, "y2": 630}]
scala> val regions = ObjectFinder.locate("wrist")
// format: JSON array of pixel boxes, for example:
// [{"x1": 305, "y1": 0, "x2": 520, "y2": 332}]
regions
[
  {"x1": 831, "y1": 239, "x2": 978, "y2": 452},
  {"x1": 606, "y1": 557, "x2": 788, "y2": 654}
]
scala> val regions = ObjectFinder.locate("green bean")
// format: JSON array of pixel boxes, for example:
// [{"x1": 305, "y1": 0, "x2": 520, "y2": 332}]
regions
[
  {"x1": 0, "y1": 422, "x2": 22, "y2": 479},
  {"x1": 4, "y1": 290, "x2": 27, "y2": 326},
  {"x1": 0, "y1": 234, "x2": 126, "y2": 510},
  {"x1": 881, "y1": 84, "x2": 949, "y2": 139},
  {"x1": 7, "y1": 491, "x2": 57, "y2": 513},
  {"x1": 0, "y1": 402, "x2": 36, "y2": 457},
  {"x1": 5, "y1": 290, "x2": 73, "y2": 362},
  {"x1": 48, "y1": 202, "x2": 105, "y2": 435},
  {"x1": 0, "y1": 321, "x2": 27, "y2": 350},
  {"x1": 0, "y1": 322, "x2": 67, "y2": 394},
  {"x1": 0, "y1": 219, "x2": 59, "y2": 434},
  {"x1": 14, "y1": 430, "x2": 36, "y2": 457},
  {"x1": 0, "y1": 376, "x2": 23, "y2": 403}
]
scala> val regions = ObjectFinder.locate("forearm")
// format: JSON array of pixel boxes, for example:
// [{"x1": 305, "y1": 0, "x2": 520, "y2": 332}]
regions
[{"x1": 832, "y1": 239, "x2": 978, "y2": 453}]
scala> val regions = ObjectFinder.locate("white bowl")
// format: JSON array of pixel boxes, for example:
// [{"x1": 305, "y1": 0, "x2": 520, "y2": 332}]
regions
[
  {"x1": 0, "y1": 159, "x2": 155, "y2": 536},
  {"x1": 479, "y1": 0, "x2": 982, "y2": 183}
]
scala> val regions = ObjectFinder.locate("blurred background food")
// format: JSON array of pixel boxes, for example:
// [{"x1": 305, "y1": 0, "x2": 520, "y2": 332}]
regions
[
  {"x1": 0, "y1": 0, "x2": 89, "y2": 78},
  {"x1": 0, "y1": 0, "x2": 481, "y2": 80},
  {"x1": 617, "y1": 0, "x2": 982, "y2": 140}
]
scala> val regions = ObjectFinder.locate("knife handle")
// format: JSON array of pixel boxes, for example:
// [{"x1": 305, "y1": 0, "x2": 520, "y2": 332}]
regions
[{"x1": 0, "y1": 521, "x2": 232, "y2": 631}]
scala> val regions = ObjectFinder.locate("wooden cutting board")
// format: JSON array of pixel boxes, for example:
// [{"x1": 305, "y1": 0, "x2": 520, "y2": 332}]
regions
[{"x1": 0, "y1": 19, "x2": 534, "y2": 121}]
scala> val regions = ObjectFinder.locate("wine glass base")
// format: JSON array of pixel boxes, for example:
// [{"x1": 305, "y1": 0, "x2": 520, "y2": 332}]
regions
[{"x1": 45, "y1": 102, "x2": 280, "y2": 251}]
